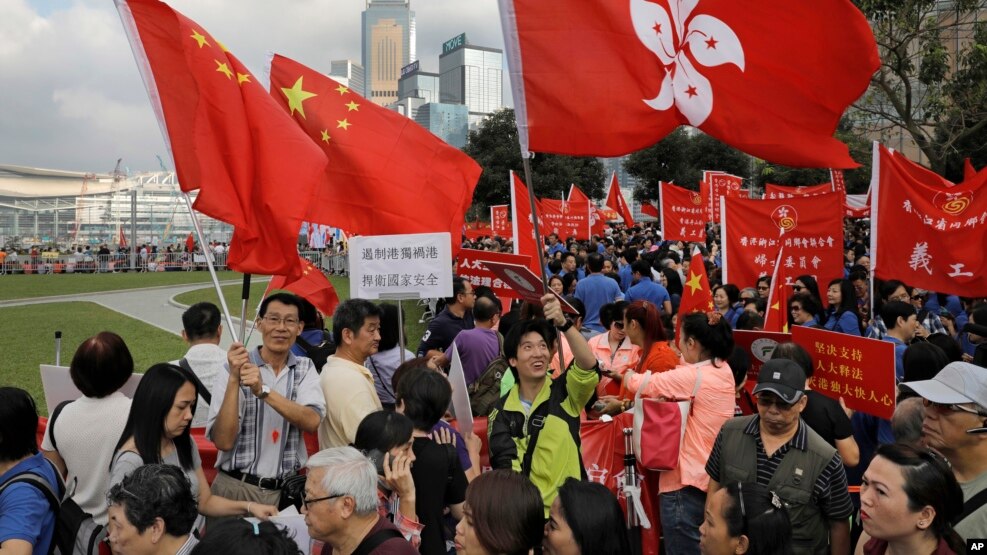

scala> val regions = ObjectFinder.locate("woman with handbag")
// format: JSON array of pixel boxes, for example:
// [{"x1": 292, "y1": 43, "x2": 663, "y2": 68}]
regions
[
  {"x1": 109, "y1": 363, "x2": 278, "y2": 528},
  {"x1": 624, "y1": 311, "x2": 736, "y2": 554}
]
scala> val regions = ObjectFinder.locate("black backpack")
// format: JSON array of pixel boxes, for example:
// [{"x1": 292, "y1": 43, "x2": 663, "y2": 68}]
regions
[
  {"x1": 467, "y1": 333, "x2": 509, "y2": 417},
  {"x1": 295, "y1": 329, "x2": 336, "y2": 372}
]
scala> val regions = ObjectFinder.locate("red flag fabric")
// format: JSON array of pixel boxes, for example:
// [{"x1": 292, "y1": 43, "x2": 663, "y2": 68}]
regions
[
  {"x1": 678, "y1": 246, "x2": 715, "y2": 336},
  {"x1": 119, "y1": 226, "x2": 128, "y2": 249},
  {"x1": 117, "y1": 0, "x2": 326, "y2": 277},
  {"x1": 831, "y1": 169, "x2": 847, "y2": 193},
  {"x1": 268, "y1": 55, "x2": 481, "y2": 256},
  {"x1": 490, "y1": 205, "x2": 511, "y2": 237},
  {"x1": 762, "y1": 241, "x2": 790, "y2": 333},
  {"x1": 185, "y1": 232, "x2": 195, "y2": 253},
  {"x1": 511, "y1": 172, "x2": 544, "y2": 277},
  {"x1": 566, "y1": 184, "x2": 594, "y2": 238},
  {"x1": 703, "y1": 171, "x2": 745, "y2": 222},
  {"x1": 965, "y1": 158, "x2": 978, "y2": 181},
  {"x1": 500, "y1": 0, "x2": 878, "y2": 167},
  {"x1": 590, "y1": 206, "x2": 608, "y2": 237},
  {"x1": 265, "y1": 257, "x2": 340, "y2": 317},
  {"x1": 605, "y1": 173, "x2": 635, "y2": 228},
  {"x1": 763, "y1": 183, "x2": 834, "y2": 199},
  {"x1": 640, "y1": 201, "x2": 659, "y2": 218},
  {"x1": 539, "y1": 198, "x2": 590, "y2": 240},
  {"x1": 871, "y1": 144, "x2": 987, "y2": 296},
  {"x1": 722, "y1": 194, "x2": 843, "y2": 289},
  {"x1": 659, "y1": 182, "x2": 706, "y2": 242}
]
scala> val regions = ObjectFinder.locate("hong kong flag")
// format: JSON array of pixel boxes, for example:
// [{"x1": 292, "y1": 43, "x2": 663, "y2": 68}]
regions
[
  {"x1": 871, "y1": 143, "x2": 987, "y2": 296},
  {"x1": 499, "y1": 0, "x2": 878, "y2": 167}
]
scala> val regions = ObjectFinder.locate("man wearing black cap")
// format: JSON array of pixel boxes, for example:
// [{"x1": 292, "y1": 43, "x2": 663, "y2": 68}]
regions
[{"x1": 706, "y1": 359, "x2": 854, "y2": 555}]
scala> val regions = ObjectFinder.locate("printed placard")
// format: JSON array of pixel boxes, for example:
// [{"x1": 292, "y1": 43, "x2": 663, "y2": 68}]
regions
[{"x1": 349, "y1": 232, "x2": 452, "y2": 300}]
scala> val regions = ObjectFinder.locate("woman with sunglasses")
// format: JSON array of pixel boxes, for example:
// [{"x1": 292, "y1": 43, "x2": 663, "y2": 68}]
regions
[
  {"x1": 787, "y1": 293, "x2": 822, "y2": 328},
  {"x1": 588, "y1": 301, "x2": 642, "y2": 400},
  {"x1": 700, "y1": 481, "x2": 793, "y2": 555},
  {"x1": 109, "y1": 364, "x2": 277, "y2": 529},
  {"x1": 791, "y1": 275, "x2": 826, "y2": 322},
  {"x1": 855, "y1": 443, "x2": 965, "y2": 555}
]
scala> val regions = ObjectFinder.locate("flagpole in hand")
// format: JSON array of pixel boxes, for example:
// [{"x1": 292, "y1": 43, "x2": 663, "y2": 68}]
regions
[
  {"x1": 182, "y1": 193, "x2": 239, "y2": 342},
  {"x1": 240, "y1": 273, "x2": 251, "y2": 344}
]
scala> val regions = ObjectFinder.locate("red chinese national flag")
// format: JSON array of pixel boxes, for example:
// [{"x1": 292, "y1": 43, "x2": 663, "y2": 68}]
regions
[
  {"x1": 499, "y1": 0, "x2": 878, "y2": 167},
  {"x1": 722, "y1": 194, "x2": 843, "y2": 290},
  {"x1": 762, "y1": 241, "x2": 790, "y2": 333},
  {"x1": 605, "y1": 173, "x2": 635, "y2": 228},
  {"x1": 268, "y1": 55, "x2": 481, "y2": 256},
  {"x1": 679, "y1": 246, "x2": 714, "y2": 335},
  {"x1": 871, "y1": 143, "x2": 987, "y2": 296},
  {"x1": 117, "y1": 0, "x2": 327, "y2": 278},
  {"x1": 659, "y1": 182, "x2": 707, "y2": 242},
  {"x1": 511, "y1": 172, "x2": 544, "y2": 277},
  {"x1": 265, "y1": 257, "x2": 340, "y2": 317}
]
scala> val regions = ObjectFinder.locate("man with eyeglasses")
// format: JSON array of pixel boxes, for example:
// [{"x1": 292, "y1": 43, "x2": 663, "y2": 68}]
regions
[
  {"x1": 303, "y1": 447, "x2": 417, "y2": 555},
  {"x1": 706, "y1": 359, "x2": 854, "y2": 555},
  {"x1": 207, "y1": 293, "x2": 326, "y2": 514},
  {"x1": 319, "y1": 299, "x2": 384, "y2": 449},
  {"x1": 900, "y1": 361, "x2": 987, "y2": 541}
]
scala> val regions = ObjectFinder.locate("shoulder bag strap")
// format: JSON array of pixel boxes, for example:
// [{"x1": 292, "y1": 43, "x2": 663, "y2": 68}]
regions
[
  {"x1": 368, "y1": 356, "x2": 394, "y2": 399},
  {"x1": 351, "y1": 525, "x2": 403, "y2": 555},
  {"x1": 178, "y1": 358, "x2": 212, "y2": 405},
  {"x1": 47, "y1": 400, "x2": 72, "y2": 452},
  {"x1": 956, "y1": 487, "x2": 987, "y2": 525},
  {"x1": 520, "y1": 400, "x2": 553, "y2": 476}
]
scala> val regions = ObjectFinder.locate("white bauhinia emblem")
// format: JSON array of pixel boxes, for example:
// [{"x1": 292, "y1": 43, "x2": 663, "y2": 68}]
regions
[{"x1": 631, "y1": 0, "x2": 745, "y2": 126}]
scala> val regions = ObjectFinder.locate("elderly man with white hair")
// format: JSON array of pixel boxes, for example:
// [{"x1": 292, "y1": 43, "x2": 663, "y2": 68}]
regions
[{"x1": 303, "y1": 447, "x2": 417, "y2": 555}]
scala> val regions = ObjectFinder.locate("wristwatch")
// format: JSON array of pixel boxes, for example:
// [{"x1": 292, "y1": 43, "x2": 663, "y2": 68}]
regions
[
  {"x1": 556, "y1": 318, "x2": 574, "y2": 333},
  {"x1": 256, "y1": 385, "x2": 271, "y2": 399}
]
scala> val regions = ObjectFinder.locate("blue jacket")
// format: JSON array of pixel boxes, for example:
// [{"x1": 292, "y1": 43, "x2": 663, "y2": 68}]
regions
[{"x1": 824, "y1": 310, "x2": 861, "y2": 336}]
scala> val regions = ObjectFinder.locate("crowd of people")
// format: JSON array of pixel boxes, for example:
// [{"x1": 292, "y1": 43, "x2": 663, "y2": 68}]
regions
[{"x1": 2, "y1": 219, "x2": 987, "y2": 555}]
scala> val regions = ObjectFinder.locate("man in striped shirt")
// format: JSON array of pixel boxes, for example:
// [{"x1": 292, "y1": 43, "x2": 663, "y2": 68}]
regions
[{"x1": 705, "y1": 359, "x2": 854, "y2": 555}]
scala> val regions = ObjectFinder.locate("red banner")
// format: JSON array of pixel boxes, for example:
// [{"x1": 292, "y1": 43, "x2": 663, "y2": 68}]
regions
[
  {"x1": 510, "y1": 172, "x2": 544, "y2": 276},
  {"x1": 763, "y1": 183, "x2": 833, "y2": 199},
  {"x1": 792, "y1": 326, "x2": 896, "y2": 419},
  {"x1": 831, "y1": 169, "x2": 847, "y2": 193},
  {"x1": 872, "y1": 143, "x2": 987, "y2": 296},
  {"x1": 606, "y1": 172, "x2": 635, "y2": 227},
  {"x1": 463, "y1": 222, "x2": 493, "y2": 241},
  {"x1": 540, "y1": 198, "x2": 590, "y2": 240},
  {"x1": 703, "y1": 172, "x2": 746, "y2": 223},
  {"x1": 659, "y1": 182, "x2": 707, "y2": 242},
  {"x1": 490, "y1": 205, "x2": 510, "y2": 237},
  {"x1": 722, "y1": 194, "x2": 843, "y2": 288},
  {"x1": 456, "y1": 249, "x2": 532, "y2": 301},
  {"x1": 732, "y1": 330, "x2": 792, "y2": 383}
]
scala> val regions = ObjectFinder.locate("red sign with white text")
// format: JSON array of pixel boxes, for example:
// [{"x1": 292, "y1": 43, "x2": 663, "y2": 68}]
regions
[
  {"x1": 659, "y1": 182, "x2": 707, "y2": 242},
  {"x1": 732, "y1": 330, "x2": 793, "y2": 384},
  {"x1": 792, "y1": 326, "x2": 896, "y2": 419},
  {"x1": 480, "y1": 260, "x2": 577, "y2": 313},
  {"x1": 456, "y1": 249, "x2": 531, "y2": 301},
  {"x1": 703, "y1": 171, "x2": 745, "y2": 223},
  {"x1": 540, "y1": 198, "x2": 590, "y2": 240},
  {"x1": 722, "y1": 194, "x2": 843, "y2": 289},
  {"x1": 490, "y1": 205, "x2": 510, "y2": 237},
  {"x1": 763, "y1": 183, "x2": 833, "y2": 199}
]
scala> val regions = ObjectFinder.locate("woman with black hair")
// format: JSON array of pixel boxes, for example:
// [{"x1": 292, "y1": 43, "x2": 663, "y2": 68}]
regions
[
  {"x1": 109, "y1": 363, "x2": 277, "y2": 525},
  {"x1": 543, "y1": 478, "x2": 630, "y2": 555},
  {"x1": 624, "y1": 312, "x2": 736, "y2": 553},
  {"x1": 454, "y1": 470, "x2": 543, "y2": 555},
  {"x1": 699, "y1": 481, "x2": 794, "y2": 555},
  {"x1": 713, "y1": 284, "x2": 744, "y2": 328},
  {"x1": 189, "y1": 520, "x2": 301, "y2": 555},
  {"x1": 661, "y1": 267, "x2": 685, "y2": 313},
  {"x1": 353, "y1": 410, "x2": 423, "y2": 548},
  {"x1": 824, "y1": 278, "x2": 863, "y2": 336}
]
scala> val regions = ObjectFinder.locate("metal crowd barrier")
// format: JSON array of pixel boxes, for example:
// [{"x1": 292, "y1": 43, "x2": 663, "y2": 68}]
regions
[{"x1": 0, "y1": 252, "x2": 229, "y2": 274}]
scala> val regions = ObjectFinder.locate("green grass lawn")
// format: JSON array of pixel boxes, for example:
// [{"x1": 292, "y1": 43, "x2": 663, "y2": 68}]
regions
[
  {"x1": 172, "y1": 276, "x2": 428, "y2": 351},
  {"x1": 0, "y1": 302, "x2": 188, "y2": 415},
  {"x1": 0, "y1": 270, "x2": 246, "y2": 301}
]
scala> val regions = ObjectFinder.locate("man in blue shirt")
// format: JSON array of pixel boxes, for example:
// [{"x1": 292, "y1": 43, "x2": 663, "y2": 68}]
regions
[
  {"x1": 559, "y1": 252, "x2": 585, "y2": 280},
  {"x1": 574, "y1": 253, "x2": 624, "y2": 333},
  {"x1": 625, "y1": 259, "x2": 673, "y2": 315},
  {"x1": 546, "y1": 233, "x2": 568, "y2": 258},
  {"x1": 617, "y1": 246, "x2": 637, "y2": 293},
  {"x1": 880, "y1": 300, "x2": 918, "y2": 381}
]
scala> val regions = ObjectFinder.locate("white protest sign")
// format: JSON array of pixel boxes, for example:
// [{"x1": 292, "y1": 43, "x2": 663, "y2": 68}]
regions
[
  {"x1": 446, "y1": 342, "x2": 474, "y2": 435},
  {"x1": 349, "y1": 232, "x2": 453, "y2": 300},
  {"x1": 40, "y1": 365, "x2": 143, "y2": 415}
]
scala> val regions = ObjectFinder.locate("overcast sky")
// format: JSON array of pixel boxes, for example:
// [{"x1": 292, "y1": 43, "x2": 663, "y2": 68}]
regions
[{"x1": 1, "y1": 0, "x2": 507, "y2": 174}]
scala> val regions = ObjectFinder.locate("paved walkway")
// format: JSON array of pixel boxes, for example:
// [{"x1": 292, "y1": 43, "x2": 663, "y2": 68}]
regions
[{"x1": 0, "y1": 280, "x2": 267, "y2": 350}]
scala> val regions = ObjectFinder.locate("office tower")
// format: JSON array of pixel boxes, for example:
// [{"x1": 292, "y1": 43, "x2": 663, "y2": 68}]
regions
[
  {"x1": 362, "y1": 0, "x2": 416, "y2": 105},
  {"x1": 397, "y1": 61, "x2": 440, "y2": 104},
  {"x1": 438, "y1": 33, "x2": 503, "y2": 128},
  {"x1": 329, "y1": 60, "x2": 365, "y2": 97},
  {"x1": 415, "y1": 103, "x2": 469, "y2": 148}
]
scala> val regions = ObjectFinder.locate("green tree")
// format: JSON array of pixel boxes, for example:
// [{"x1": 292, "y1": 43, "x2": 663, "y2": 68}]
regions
[
  {"x1": 462, "y1": 108, "x2": 605, "y2": 218},
  {"x1": 852, "y1": 0, "x2": 987, "y2": 177}
]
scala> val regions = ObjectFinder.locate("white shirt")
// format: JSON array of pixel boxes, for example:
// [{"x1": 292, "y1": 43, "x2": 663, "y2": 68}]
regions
[{"x1": 172, "y1": 343, "x2": 227, "y2": 427}]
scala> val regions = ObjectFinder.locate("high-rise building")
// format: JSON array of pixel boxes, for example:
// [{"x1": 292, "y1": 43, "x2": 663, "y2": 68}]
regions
[
  {"x1": 397, "y1": 61, "x2": 440, "y2": 104},
  {"x1": 415, "y1": 103, "x2": 469, "y2": 148},
  {"x1": 362, "y1": 0, "x2": 416, "y2": 106},
  {"x1": 438, "y1": 33, "x2": 503, "y2": 128},
  {"x1": 328, "y1": 60, "x2": 365, "y2": 98}
]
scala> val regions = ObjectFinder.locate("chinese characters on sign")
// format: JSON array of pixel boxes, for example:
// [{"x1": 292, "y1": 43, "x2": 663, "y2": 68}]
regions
[
  {"x1": 456, "y1": 249, "x2": 532, "y2": 301},
  {"x1": 490, "y1": 205, "x2": 510, "y2": 236},
  {"x1": 349, "y1": 232, "x2": 453, "y2": 300},
  {"x1": 659, "y1": 182, "x2": 707, "y2": 242},
  {"x1": 792, "y1": 326, "x2": 896, "y2": 419}
]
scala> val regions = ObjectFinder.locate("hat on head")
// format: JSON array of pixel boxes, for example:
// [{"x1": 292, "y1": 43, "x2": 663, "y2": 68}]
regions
[
  {"x1": 752, "y1": 359, "x2": 806, "y2": 404},
  {"x1": 900, "y1": 362, "x2": 987, "y2": 410}
]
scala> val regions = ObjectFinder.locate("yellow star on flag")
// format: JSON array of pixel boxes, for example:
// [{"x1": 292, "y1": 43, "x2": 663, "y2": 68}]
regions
[
  {"x1": 320, "y1": 129, "x2": 331, "y2": 143},
  {"x1": 190, "y1": 30, "x2": 210, "y2": 48},
  {"x1": 345, "y1": 101, "x2": 360, "y2": 112},
  {"x1": 236, "y1": 72, "x2": 251, "y2": 85},
  {"x1": 217, "y1": 40, "x2": 229, "y2": 52},
  {"x1": 685, "y1": 272, "x2": 703, "y2": 294},
  {"x1": 281, "y1": 76, "x2": 317, "y2": 118},
  {"x1": 337, "y1": 118, "x2": 351, "y2": 130},
  {"x1": 335, "y1": 84, "x2": 349, "y2": 95},
  {"x1": 215, "y1": 60, "x2": 233, "y2": 79}
]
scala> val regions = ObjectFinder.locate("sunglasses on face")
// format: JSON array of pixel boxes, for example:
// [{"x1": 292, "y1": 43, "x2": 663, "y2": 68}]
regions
[{"x1": 922, "y1": 398, "x2": 987, "y2": 417}]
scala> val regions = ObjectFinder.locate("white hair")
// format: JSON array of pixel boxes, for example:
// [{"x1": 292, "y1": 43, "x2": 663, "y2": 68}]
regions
[{"x1": 306, "y1": 446, "x2": 378, "y2": 515}]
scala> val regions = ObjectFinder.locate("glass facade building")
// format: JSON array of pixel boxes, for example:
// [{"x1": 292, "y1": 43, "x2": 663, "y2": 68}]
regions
[
  {"x1": 438, "y1": 34, "x2": 503, "y2": 128},
  {"x1": 415, "y1": 103, "x2": 469, "y2": 148},
  {"x1": 362, "y1": 0, "x2": 416, "y2": 106}
]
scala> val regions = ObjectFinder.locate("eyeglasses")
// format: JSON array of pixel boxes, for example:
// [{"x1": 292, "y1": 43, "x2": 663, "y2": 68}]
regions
[
  {"x1": 261, "y1": 315, "x2": 300, "y2": 327},
  {"x1": 300, "y1": 490, "x2": 344, "y2": 509},
  {"x1": 922, "y1": 398, "x2": 987, "y2": 417},
  {"x1": 790, "y1": 306, "x2": 804, "y2": 313},
  {"x1": 911, "y1": 295, "x2": 925, "y2": 301},
  {"x1": 756, "y1": 394, "x2": 796, "y2": 411}
]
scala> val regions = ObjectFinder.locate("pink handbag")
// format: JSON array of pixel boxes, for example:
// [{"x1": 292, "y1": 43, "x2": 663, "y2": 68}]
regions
[{"x1": 631, "y1": 368, "x2": 702, "y2": 471}]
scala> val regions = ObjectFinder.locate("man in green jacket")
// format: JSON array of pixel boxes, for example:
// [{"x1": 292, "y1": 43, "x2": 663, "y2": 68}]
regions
[{"x1": 488, "y1": 294, "x2": 600, "y2": 515}]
